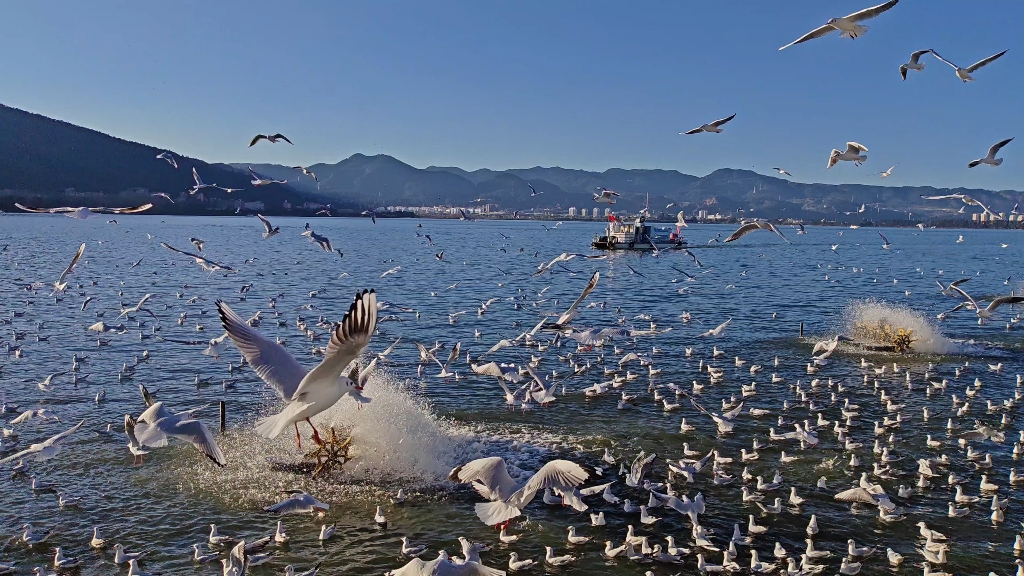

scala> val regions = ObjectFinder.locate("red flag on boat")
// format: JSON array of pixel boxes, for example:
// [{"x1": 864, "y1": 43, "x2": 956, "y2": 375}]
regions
[{"x1": 608, "y1": 215, "x2": 617, "y2": 222}]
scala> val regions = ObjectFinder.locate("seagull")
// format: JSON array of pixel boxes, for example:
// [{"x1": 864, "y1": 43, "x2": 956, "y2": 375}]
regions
[
  {"x1": 216, "y1": 290, "x2": 376, "y2": 448},
  {"x1": 682, "y1": 113, "x2": 737, "y2": 135},
  {"x1": 528, "y1": 183, "x2": 543, "y2": 196},
  {"x1": 900, "y1": 50, "x2": 931, "y2": 80},
  {"x1": 156, "y1": 151, "x2": 178, "y2": 168},
  {"x1": 256, "y1": 214, "x2": 280, "y2": 238},
  {"x1": 725, "y1": 221, "x2": 789, "y2": 243},
  {"x1": 594, "y1": 188, "x2": 620, "y2": 204},
  {"x1": 878, "y1": 231, "x2": 891, "y2": 249},
  {"x1": 878, "y1": 163, "x2": 899, "y2": 178},
  {"x1": 249, "y1": 167, "x2": 286, "y2": 186},
  {"x1": 920, "y1": 194, "x2": 1001, "y2": 219},
  {"x1": 264, "y1": 490, "x2": 330, "y2": 515},
  {"x1": 931, "y1": 49, "x2": 1008, "y2": 82},
  {"x1": 14, "y1": 203, "x2": 153, "y2": 219},
  {"x1": 828, "y1": 142, "x2": 869, "y2": 168},
  {"x1": 291, "y1": 166, "x2": 318, "y2": 181},
  {"x1": 700, "y1": 319, "x2": 732, "y2": 338},
  {"x1": 772, "y1": 167, "x2": 792, "y2": 176},
  {"x1": 130, "y1": 401, "x2": 226, "y2": 466},
  {"x1": 161, "y1": 243, "x2": 236, "y2": 272},
  {"x1": 249, "y1": 133, "x2": 293, "y2": 146},
  {"x1": 448, "y1": 456, "x2": 589, "y2": 525},
  {"x1": 123, "y1": 415, "x2": 151, "y2": 465},
  {"x1": 301, "y1": 229, "x2": 334, "y2": 252},
  {"x1": 52, "y1": 243, "x2": 85, "y2": 295},
  {"x1": 118, "y1": 294, "x2": 155, "y2": 320},
  {"x1": 948, "y1": 286, "x2": 1024, "y2": 321},
  {"x1": 188, "y1": 167, "x2": 218, "y2": 194},
  {"x1": 778, "y1": 0, "x2": 899, "y2": 50},
  {"x1": 0, "y1": 420, "x2": 84, "y2": 464},
  {"x1": 968, "y1": 138, "x2": 1013, "y2": 168},
  {"x1": 546, "y1": 270, "x2": 600, "y2": 329}
]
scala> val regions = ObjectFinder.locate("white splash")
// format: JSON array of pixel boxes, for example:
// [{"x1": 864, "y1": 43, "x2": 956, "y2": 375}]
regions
[
  {"x1": 166, "y1": 367, "x2": 589, "y2": 507},
  {"x1": 843, "y1": 300, "x2": 956, "y2": 355}
]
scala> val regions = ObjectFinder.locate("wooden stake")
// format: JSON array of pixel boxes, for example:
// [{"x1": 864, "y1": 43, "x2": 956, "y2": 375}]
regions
[{"x1": 219, "y1": 401, "x2": 226, "y2": 434}]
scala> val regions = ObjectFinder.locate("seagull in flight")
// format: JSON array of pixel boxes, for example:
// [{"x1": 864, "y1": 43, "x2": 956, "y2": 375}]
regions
[
  {"x1": 190, "y1": 167, "x2": 218, "y2": 194},
  {"x1": 594, "y1": 188, "x2": 620, "y2": 204},
  {"x1": 14, "y1": 203, "x2": 153, "y2": 219},
  {"x1": 156, "y1": 151, "x2": 178, "y2": 168},
  {"x1": 249, "y1": 133, "x2": 293, "y2": 147},
  {"x1": 257, "y1": 214, "x2": 280, "y2": 238},
  {"x1": 930, "y1": 49, "x2": 1008, "y2": 82},
  {"x1": 0, "y1": 420, "x2": 85, "y2": 464},
  {"x1": 52, "y1": 243, "x2": 86, "y2": 295},
  {"x1": 778, "y1": 0, "x2": 900, "y2": 51},
  {"x1": 291, "y1": 166, "x2": 318, "y2": 182},
  {"x1": 878, "y1": 231, "x2": 891, "y2": 250},
  {"x1": 129, "y1": 402, "x2": 226, "y2": 467},
  {"x1": 968, "y1": 138, "x2": 1013, "y2": 168},
  {"x1": 920, "y1": 193, "x2": 1001, "y2": 220},
  {"x1": 160, "y1": 243, "x2": 236, "y2": 272},
  {"x1": 948, "y1": 286, "x2": 1024, "y2": 322},
  {"x1": 699, "y1": 319, "x2": 732, "y2": 338},
  {"x1": 528, "y1": 183, "x2": 543, "y2": 196},
  {"x1": 724, "y1": 221, "x2": 790, "y2": 243},
  {"x1": 681, "y1": 113, "x2": 736, "y2": 135},
  {"x1": 899, "y1": 50, "x2": 931, "y2": 80},
  {"x1": 877, "y1": 164, "x2": 899, "y2": 178},
  {"x1": 772, "y1": 167, "x2": 792, "y2": 176},
  {"x1": 249, "y1": 167, "x2": 286, "y2": 186},
  {"x1": 217, "y1": 290, "x2": 377, "y2": 448},
  {"x1": 828, "y1": 142, "x2": 869, "y2": 168},
  {"x1": 301, "y1": 229, "x2": 333, "y2": 252}
]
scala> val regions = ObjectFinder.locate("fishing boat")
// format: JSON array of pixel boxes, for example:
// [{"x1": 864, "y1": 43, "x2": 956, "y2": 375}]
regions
[{"x1": 591, "y1": 214, "x2": 686, "y2": 251}]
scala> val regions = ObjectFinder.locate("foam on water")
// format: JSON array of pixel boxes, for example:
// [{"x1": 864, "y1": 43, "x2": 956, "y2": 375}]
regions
[
  {"x1": 169, "y1": 367, "x2": 595, "y2": 506},
  {"x1": 843, "y1": 299, "x2": 957, "y2": 354}
]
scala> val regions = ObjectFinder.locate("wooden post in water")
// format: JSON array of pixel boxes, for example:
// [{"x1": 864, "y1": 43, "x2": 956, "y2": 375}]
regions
[
  {"x1": 799, "y1": 322, "x2": 804, "y2": 338},
  {"x1": 219, "y1": 401, "x2": 226, "y2": 433}
]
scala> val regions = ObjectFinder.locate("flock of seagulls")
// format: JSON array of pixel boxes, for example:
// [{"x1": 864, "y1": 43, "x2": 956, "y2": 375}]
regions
[
  {"x1": 2, "y1": 199, "x2": 1023, "y2": 576},
  {"x1": 680, "y1": 0, "x2": 1012, "y2": 183},
  {"x1": 1, "y1": 3, "x2": 1022, "y2": 576}
]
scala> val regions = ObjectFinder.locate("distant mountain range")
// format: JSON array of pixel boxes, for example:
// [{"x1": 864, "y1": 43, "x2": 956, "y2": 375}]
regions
[
  {"x1": 0, "y1": 104, "x2": 339, "y2": 215},
  {"x1": 2, "y1": 103, "x2": 1020, "y2": 222},
  {"x1": 241, "y1": 155, "x2": 1023, "y2": 222}
]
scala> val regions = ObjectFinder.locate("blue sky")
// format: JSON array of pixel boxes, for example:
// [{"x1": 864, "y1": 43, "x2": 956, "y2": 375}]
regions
[{"x1": 1, "y1": 1, "x2": 1021, "y2": 190}]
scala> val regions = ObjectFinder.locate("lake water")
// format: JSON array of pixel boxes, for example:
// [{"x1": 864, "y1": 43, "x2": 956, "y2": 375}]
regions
[{"x1": 1, "y1": 215, "x2": 1022, "y2": 575}]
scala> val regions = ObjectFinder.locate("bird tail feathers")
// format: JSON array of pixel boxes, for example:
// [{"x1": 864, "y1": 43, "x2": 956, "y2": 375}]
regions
[
  {"x1": 475, "y1": 501, "x2": 521, "y2": 525},
  {"x1": 254, "y1": 402, "x2": 314, "y2": 439}
]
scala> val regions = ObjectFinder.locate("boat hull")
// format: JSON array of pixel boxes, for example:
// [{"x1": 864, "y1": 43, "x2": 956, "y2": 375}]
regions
[{"x1": 591, "y1": 236, "x2": 686, "y2": 251}]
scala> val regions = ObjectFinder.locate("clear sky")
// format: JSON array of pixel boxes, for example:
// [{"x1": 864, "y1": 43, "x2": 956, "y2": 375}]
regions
[{"x1": 1, "y1": 1, "x2": 1021, "y2": 190}]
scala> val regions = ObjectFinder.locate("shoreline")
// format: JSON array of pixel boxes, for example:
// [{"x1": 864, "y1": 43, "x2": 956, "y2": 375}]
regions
[{"x1": 3, "y1": 210, "x2": 1021, "y2": 231}]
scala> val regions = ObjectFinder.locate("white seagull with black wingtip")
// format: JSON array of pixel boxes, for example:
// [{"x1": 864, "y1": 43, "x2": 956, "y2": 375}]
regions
[
  {"x1": 900, "y1": 50, "x2": 931, "y2": 80},
  {"x1": 249, "y1": 167, "x2": 287, "y2": 186},
  {"x1": 828, "y1": 142, "x2": 869, "y2": 168},
  {"x1": 216, "y1": 289, "x2": 377, "y2": 448},
  {"x1": 968, "y1": 138, "x2": 1013, "y2": 168},
  {"x1": 681, "y1": 113, "x2": 736, "y2": 135},
  {"x1": 778, "y1": 0, "x2": 899, "y2": 51},
  {"x1": 930, "y1": 49, "x2": 1008, "y2": 82},
  {"x1": 256, "y1": 214, "x2": 280, "y2": 238}
]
